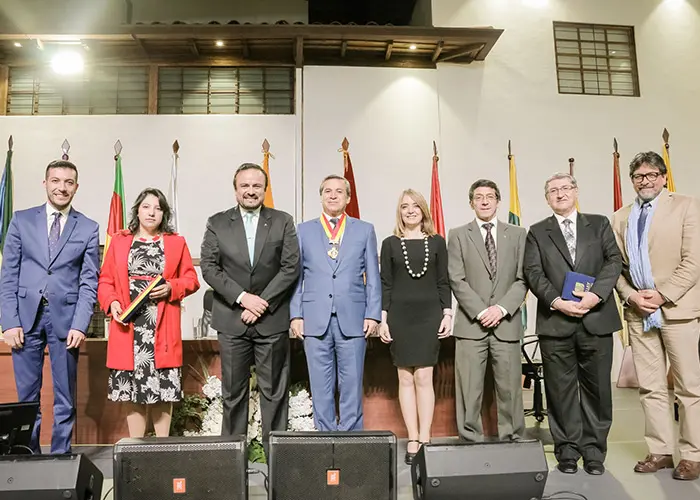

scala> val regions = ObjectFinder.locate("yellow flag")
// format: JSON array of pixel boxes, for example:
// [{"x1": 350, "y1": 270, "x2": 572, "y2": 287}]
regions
[
  {"x1": 662, "y1": 143, "x2": 676, "y2": 193},
  {"x1": 262, "y1": 139, "x2": 274, "y2": 207}
]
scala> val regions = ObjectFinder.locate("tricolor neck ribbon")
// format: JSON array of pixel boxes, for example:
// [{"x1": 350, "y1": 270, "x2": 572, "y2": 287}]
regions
[{"x1": 320, "y1": 213, "x2": 347, "y2": 243}]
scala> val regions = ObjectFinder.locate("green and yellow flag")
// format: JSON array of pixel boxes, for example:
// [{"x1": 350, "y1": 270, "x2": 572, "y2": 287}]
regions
[
  {"x1": 0, "y1": 136, "x2": 15, "y2": 265},
  {"x1": 508, "y1": 141, "x2": 527, "y2": 331}
]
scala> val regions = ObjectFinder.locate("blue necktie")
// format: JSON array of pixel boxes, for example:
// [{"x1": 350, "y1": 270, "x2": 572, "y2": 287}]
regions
[
  {"x1": 244, "y1": 212, "x2": 256, "y2": 264},
  {"x1": 48, "y1": 212, "x2": 61, "y2": 259},
  {"x1": 637, "y1": 202, "x2": 651, "y2": 248}
]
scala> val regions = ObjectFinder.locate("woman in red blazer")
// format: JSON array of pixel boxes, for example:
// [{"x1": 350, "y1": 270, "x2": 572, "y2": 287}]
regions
[{"x1": 98, "y1": 188, "x2": 199, "y2": 438}]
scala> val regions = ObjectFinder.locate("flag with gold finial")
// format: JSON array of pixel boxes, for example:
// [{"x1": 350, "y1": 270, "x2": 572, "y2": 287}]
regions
[
  {"x1": 168, "y1": 140, "x2": 180, "y2": 232},
  {"x1": 569, "y1": 157, "x2": 580, "y2": 211},
  {"x1": 662, "y1": 128, "x2": 676, "y2": 192},
  {"x1": 430, "y1": 141, "x2": 445, "y2": 238},
  {"x1": 262, "y1": 139, "x2": 274, "y2": 208},
  {"x1": 339, "y1": 138, "x2": 360, "y2": 219},
  {"x1": 104, "y1": 140, "x2": 126, "y2": 259},
  {"x1": 508, "y1": 141, "x2": 527, "y2": 331}
]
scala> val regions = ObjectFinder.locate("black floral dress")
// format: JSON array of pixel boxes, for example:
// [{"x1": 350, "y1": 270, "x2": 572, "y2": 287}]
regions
[{"x1": 107, "y1": 237, "x2": 182, "y2": 404}]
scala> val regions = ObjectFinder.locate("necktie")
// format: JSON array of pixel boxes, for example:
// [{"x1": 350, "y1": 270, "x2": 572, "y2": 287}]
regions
[
  {"x1": 562, "y1": 219, "x2": 576, "y2": 264},
  {"x1": 483, "y1": 223, "x2": 497, "y2": 278},
  {"x1": 329, "y1": 217, "x2": 338, "y2": 229},
  {"x1": 637, "y1": 202, "x2": 651, "y2": 248},
  {"x1": 244, "y1": 212, "x2": 255, "y2": 264},
  {"x1": 48, "y1": 212, "x2": 61, "y2": 259}
]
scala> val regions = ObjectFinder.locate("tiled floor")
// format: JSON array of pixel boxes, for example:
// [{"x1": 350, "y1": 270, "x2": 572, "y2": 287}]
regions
[{"x1": 87, "y1": 386, "x2": 699, "y2": 500}]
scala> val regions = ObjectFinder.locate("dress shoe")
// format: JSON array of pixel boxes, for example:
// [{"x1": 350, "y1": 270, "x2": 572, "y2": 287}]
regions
[
  {"x1": 584, "y1": 460, "x2": 605, "y2": 475},
  {"x1": 633, "y1": 454, "x2": 674, "y2": 473},
  {"x1": 557, "y1": 459, "x2": 578, "y2": 474},
  {"x1": 405, "y1": 440, "x2": 420, "y2": 466},
  {"x1": 672, "y1": 459, "x2": 700, "y2": 481}
]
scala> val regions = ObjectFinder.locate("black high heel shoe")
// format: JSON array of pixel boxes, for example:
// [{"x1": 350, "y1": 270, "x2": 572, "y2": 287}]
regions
[{"x1": 405, "y1": 440, "x2": 420, "y2": 465}]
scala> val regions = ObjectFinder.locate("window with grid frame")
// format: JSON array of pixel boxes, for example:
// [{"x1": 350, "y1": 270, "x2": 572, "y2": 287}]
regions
[
  {"x1": 158, "y1": 67, "x2": 295, "y2": 115},
  {"x1": 6, "y1": 66, "x2": 149, "y2": 115},
  {"x1": 553, "y1": 22, "x2": 640, "y2": 97}
]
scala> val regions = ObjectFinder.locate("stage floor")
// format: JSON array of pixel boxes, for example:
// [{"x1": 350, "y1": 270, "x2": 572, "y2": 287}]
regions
[{"x1": 79, "y1": 386, "x2": 699, "y2": 500}]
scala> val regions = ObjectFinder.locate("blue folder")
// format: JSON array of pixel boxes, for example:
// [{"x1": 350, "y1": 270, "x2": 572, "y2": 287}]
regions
[{"x1": 562, "y1": 271, "x2": 596, "y2": 302}]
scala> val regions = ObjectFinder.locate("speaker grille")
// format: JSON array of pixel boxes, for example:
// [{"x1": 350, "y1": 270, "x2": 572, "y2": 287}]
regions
[
  {"x1": 114, "y1": 438, "x2": 246, "y2": 500},
  {"x1": 269, "y1": 432, "x2": 396, "y2": 500}
]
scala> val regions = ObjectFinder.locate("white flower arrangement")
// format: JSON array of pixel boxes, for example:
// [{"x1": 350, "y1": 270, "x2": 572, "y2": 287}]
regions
[{"x1": 181, "y1": 369, "x2": 315, "y2": 462}]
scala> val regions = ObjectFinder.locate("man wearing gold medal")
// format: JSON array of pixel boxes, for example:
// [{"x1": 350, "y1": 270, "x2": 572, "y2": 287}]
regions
[{"x1": 290, "y1": 174, "x2": 381, "y2": 431}]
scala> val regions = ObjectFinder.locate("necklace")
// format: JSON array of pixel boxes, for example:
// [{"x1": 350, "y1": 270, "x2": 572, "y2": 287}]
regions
[{"x1": 400, "y1": 235, "x2": 429, "y2": 278}]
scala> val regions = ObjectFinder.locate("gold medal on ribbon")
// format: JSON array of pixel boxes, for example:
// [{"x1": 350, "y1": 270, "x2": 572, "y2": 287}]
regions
[{"x1": 321, "y1": 214, "x2": 347, "y2": 259}]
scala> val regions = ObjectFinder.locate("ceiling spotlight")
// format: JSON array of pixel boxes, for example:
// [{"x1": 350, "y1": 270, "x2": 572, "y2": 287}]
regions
[
  {"x1": 409, "y1": 44, "x2": 417, "y2": 50},
  {"x1": 51, "y1": 51, "x2": 84, "y2": 75},
  {"x1": 215, "y1": 40, "x2": 225, "y2": 47},
  {"x1": 13, "y1": 42, "x2": 22, "y2": 48}
]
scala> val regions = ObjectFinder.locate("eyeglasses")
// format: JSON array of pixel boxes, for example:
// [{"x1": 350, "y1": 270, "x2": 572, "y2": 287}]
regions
[
  {"x1": 631, "y1": 172, "x2": 661, "y2": 183},
  {"x1": 473, "y1": 194, "x2": 498, "y2": 202},
  {"x1": 547, "y1": 185, "x2": 576, "y2": 196}
]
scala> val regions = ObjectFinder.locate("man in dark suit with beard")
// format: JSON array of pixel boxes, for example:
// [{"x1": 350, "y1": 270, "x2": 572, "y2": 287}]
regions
[
  {"x1": 524, "y1": 172, "x2": 622, "y2": 476},
  {"x1": 200, "y1": 163, "x2": 300, "y2": 454}
]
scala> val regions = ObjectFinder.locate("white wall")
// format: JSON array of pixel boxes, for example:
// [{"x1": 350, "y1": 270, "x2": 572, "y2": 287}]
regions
[{"x1": 0, "y1": 114, "x2": 300, "y2": 336}]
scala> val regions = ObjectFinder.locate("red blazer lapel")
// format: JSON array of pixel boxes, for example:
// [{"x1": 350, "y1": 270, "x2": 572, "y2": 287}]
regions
[{"x1": 115, "y1": 232, "x2": 134, "y2": 303}]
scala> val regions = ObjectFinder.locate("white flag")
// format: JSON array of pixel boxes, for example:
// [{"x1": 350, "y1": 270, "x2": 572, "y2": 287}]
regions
[{"x1": 168, "y1": 146, "x2": 180, "y2": 232}]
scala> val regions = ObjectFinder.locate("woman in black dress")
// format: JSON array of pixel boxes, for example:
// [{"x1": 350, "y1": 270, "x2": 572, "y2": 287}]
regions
[{"x1": 379, "y1": 189, "x2": 452, "y2": 464}]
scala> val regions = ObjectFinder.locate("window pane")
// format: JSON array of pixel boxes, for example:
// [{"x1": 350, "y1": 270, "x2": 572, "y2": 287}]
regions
[
  {"x1": 553, "y1": 22, "x2": 638, "y2": 97},
  {"x1": 157, "y1": 66, "x2": 294, "y2": 115}
]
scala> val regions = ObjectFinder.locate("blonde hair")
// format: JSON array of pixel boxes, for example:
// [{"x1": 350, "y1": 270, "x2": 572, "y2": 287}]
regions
[{"x1": 393, "y1": 189, "x2": 436, "y2": 237}]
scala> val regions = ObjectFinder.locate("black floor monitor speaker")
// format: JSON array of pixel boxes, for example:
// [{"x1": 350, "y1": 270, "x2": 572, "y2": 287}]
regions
[
  {"x1": 113, "y1": 435, "x2": 248, "y2": 500},
  {"x1": 411, "y1": 440, "x2": 548, "y2": 500},
  {"x1": 0, "y1": 453, "x2": 103, "y2": 500},
  {"x1": 268, "y1": 431, "x2": 397, "y2": 500}
]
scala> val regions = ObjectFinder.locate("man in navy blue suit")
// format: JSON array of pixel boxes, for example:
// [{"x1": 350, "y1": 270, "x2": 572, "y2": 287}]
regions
[
  {"x1": 0, "y1": 160, "x2": 99, "y2": 454},
  {"x1": 290, "y1": 174, "x2": 381, "y2": 431}
]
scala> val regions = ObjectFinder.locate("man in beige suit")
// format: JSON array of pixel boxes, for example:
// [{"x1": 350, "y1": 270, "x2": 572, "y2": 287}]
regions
[
  {"x1": 613, "y1": 151, "x2": 700, "y2": 481},
  {"x1": 448, "y1": 179, "x2": 528, "y2": 442}
]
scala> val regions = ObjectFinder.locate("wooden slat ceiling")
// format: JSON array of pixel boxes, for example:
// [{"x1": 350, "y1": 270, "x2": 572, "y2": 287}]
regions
[{"x1": 0, "y1": 23, "x2": 503, "y2": 68}]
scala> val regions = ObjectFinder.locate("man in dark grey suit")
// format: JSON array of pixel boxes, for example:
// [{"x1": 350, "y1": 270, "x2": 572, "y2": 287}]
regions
[
  {"x1": 448, "y1": 179, "x2": 527, "y2": 442},
  {"x1": 524, "y1": 173, "x2": 622, "y2": 476},
  {"x1": 201, "y1": 163, "x2": 300, "y2": 453}
]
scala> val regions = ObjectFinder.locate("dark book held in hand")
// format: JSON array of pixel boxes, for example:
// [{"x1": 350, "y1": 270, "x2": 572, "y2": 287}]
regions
[
  {"x1": 562, "y1": 271, "x2": 596, "y2": 302},
  {"x1": 118, "y1": 275, "x2": 165, "y2": 323}
]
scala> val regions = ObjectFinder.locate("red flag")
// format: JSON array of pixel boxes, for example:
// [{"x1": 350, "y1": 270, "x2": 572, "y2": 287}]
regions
[
  {"x1": 105, "y1": 142, "x2": 126, "y2": 258},
  {"x1": 430, "y1": 141, "x2": 445, "y2": 237},
  {"x1": 340, "y1": 137, "x2": 360, "y2": 218},
  {"x1": 613, "y1": 139, "x2": 623, "y2": 212}
]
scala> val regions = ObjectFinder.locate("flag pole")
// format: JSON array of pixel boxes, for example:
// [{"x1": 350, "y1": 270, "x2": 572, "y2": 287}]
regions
[
  {"x1": 104, "y1": 140, "x2": 126, "y2": 258},
  {"x1": 338, "y1": 137, "x2": 360, "y2": 219},
  {"x1": 262, "y1": 138, "x2": 275, "y2": 208},
  {"x1": 430, "y1": 140, "x2": 445, "y2": 238},
  {"x1": 507, "y1": 140, "x2": 526, "y2": 332},
  {"x1": 569, "y1": 156, "x2": 580, "y2": 211},
  {"x1": 662, "y1": 128, "x2": 676, "y2": 192},
  {"x1": 170, "y1": 140, "x2": 180, "y2": 232}
]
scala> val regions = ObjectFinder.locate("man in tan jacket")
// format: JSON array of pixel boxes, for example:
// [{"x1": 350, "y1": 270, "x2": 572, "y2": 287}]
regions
[{"x1": 612, "y1": 151, "x2": 700, "y2": 481}]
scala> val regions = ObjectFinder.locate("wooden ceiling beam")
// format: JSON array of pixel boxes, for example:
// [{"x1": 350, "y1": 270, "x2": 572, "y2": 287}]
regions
[
  {"x1": 431, "y1": 41, "x2": 443, "y2": 63},
  {"x1": 437, "y1": 43, "x2": 485, "y2": 63}
]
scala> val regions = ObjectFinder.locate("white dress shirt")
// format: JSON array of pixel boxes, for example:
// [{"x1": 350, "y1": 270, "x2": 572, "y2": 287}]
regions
[
  {"x1": 46, "y1": 203, "x2": 70, "y2": 237},
  {"x1": 551, "y1": 210, "x2": 581, "y2": 308},
  {"x1": 554, "y1": 210, "x2": 578, "y2": 242},
  {"x1": 474, "y1": 217, "x2": 508, "y2": 321},
  {"x1": 236, "y1": 205, "x2": 262, "y2": 304}
]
